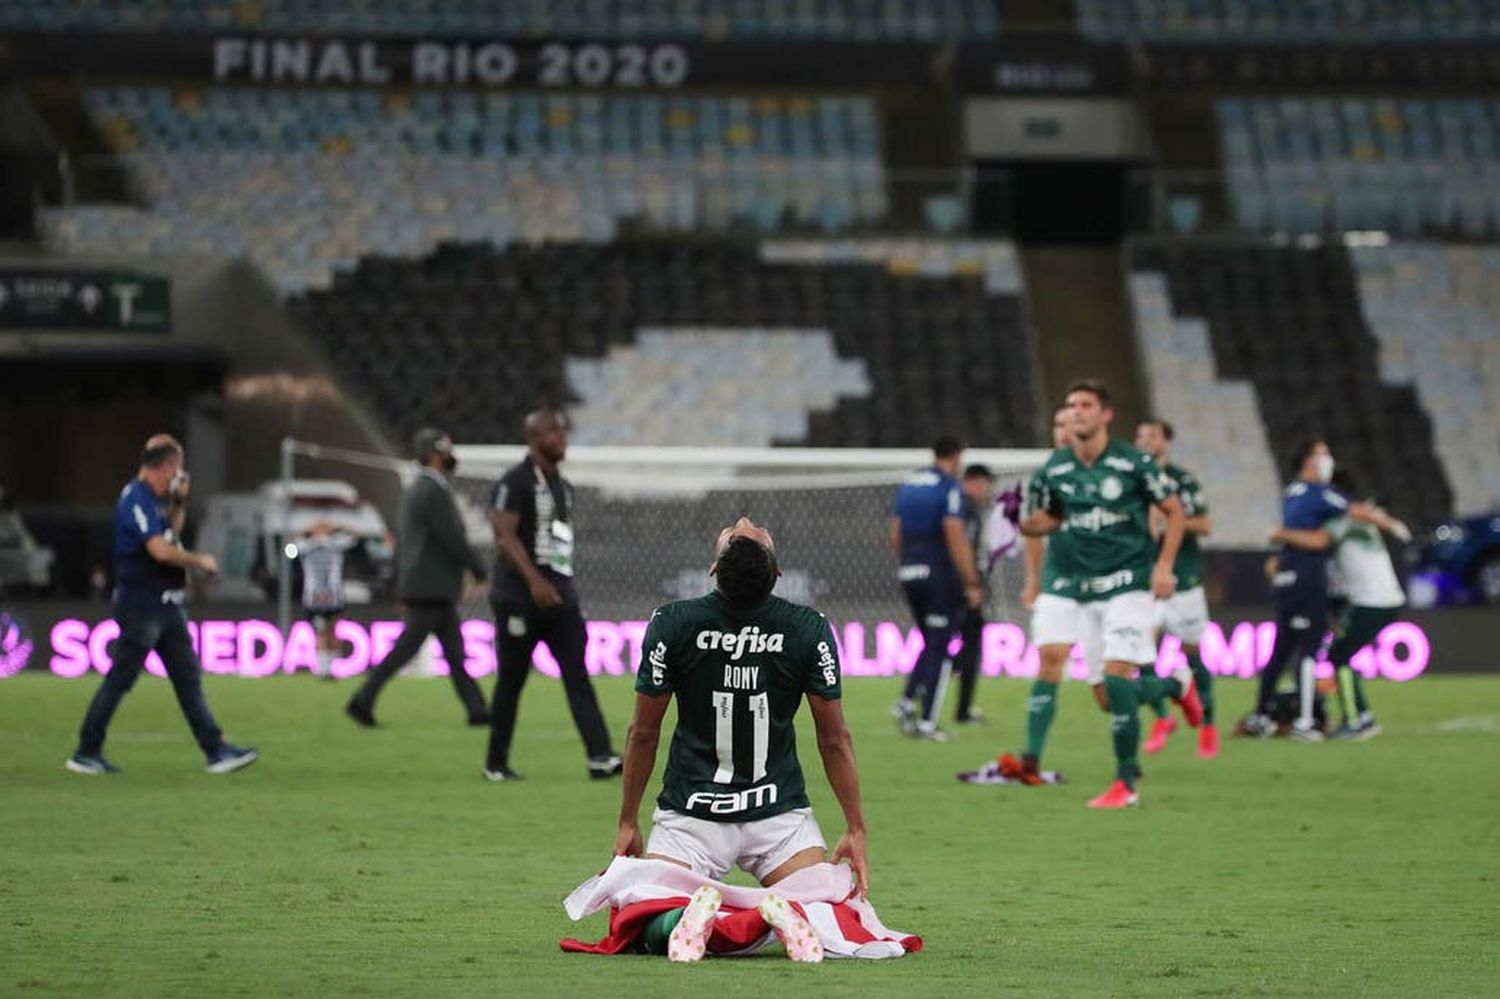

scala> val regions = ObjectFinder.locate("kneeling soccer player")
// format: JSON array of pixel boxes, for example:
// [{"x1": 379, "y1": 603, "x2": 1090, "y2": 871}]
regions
[{"x1": 613, "y1": 517, "x2": 869, "y2": 962}]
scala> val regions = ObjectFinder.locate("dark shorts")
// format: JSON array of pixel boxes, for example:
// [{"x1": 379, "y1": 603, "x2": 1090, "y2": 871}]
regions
[
  {"x1": 902, "y1": 574, "x2": 963, "y2": 632},
  {"x1": 1327, "y1": 605, "x2": 1400, "y2": 665}
]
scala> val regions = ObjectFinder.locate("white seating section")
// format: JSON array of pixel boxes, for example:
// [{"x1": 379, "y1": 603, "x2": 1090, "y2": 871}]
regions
[
  {"x1": 565, "y1": 327, "x2": 871, "y2": 446},
  {"x1": 41, "y1": 87, "x2": 886, "y2": 295},
  {"x1": 1352, "y1": 242, "x2": 1500, "y2": 515},
  {"x1": 1219, "y1": 98, "x2": 1500, "y2": 237},
  {"x1": 761, "y1": 237, "x2": 1024, "y2": 294},
  {"x1": 1129, "y1": 272, "x2": 1282, "y2": 548}
]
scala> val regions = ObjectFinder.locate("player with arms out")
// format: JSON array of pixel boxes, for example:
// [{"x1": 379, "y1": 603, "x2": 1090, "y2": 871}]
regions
[
  {"x1": 613, "y1": 517, "x2": 868, "y2": 963},
  {"x1": 1020, "y1": 380, "x2": 1202, "y2": 808},
  {"x1": 1133, "y1": 420, "x2": 1220, "y2": 759}
]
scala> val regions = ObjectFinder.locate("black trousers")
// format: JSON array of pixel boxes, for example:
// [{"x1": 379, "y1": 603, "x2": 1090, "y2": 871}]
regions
[
  {"x1": 486, "y1": 598, "x2": 613, "y2": 770},
  {"x1": 77, "y1": 604, "x2": 223, "y2": 757},
  {"x1": 351, "y1": 600, "x2": 487, "y2": 721},
  {"x1": 1256, "y1": 586, "x2": 1329, "y2": 717},
  {"x1": 953, "y1": 607, "x2": 985, "y2": 722}
]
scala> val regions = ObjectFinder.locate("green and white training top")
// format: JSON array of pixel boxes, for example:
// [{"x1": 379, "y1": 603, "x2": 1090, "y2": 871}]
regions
[
  {"x1": 1032, "y1": 439, "x2": 1177, "y2": 603},
  {"x1": 636, "y1": 591, "x2": 842, "y2": 823},
  {"x1": 1328, "y1": 517, "x2": 1405, "y2": 609}
]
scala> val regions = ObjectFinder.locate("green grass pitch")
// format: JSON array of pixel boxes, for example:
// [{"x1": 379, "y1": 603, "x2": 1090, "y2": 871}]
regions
[{"x1": 3, "y1": 672, "x2": 1498, "y2": 997}]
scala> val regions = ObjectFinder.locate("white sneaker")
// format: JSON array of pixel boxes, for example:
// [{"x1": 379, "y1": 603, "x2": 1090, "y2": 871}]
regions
[
  {"x1": 667, "y1": 886, "x2": 721, "y2": 963},
  {"x1": 757, "y1": 893, "x2": 823, "y2": 963},
  {"x1": 1289, "y1": 722, "x2": 1325, "y2": 743}
]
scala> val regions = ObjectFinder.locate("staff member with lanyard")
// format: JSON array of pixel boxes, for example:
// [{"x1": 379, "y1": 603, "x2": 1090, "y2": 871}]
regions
[
  {"x1": 66, "y1": 434, "x2": 258, "y2": 775},
  {"x1": 483, "y1": 409, "x2": 620, "y2": 782}
]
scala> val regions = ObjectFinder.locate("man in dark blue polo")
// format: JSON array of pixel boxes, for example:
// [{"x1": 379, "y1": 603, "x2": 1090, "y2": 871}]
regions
[
  {"x1": 66, "y1": 434, "x2": 258, "y2": 776},
  {"x1": 888, "y1": 436, "x2": 984, "y2": 741}
]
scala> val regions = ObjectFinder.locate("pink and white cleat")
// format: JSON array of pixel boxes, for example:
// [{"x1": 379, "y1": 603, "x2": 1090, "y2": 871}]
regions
[
  {"x1": 1086, "y1": 780, "x2": 1140, "y2": 809},
  {"x1": 667, "y1": 885, "x2": 722, "y2": 963},
  {"x1": 1198, "y1": 723, "x2": 1220, "y2": 759},
  {"x1": 1144, "y1": 716, "x2": 1177, "y2": 754},
  {"x1": 757, "y1": 893, "x2": 824, "y2": 963}
]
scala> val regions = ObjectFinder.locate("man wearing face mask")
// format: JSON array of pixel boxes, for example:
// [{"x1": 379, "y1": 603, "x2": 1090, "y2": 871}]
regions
[
  {"x1": 66, "y1": 434, "x2": 258, "y2": 775},
  {"x1": 1252, "y1": 439, "x2": 1394, "y2": 739},
  {"x1": 345, "y1": 428, "x2": 489, "y2": 727}
]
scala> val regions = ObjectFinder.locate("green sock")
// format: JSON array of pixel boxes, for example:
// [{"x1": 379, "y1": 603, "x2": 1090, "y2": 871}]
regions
[
  {"x1": 640, "y1": 907, "x2": 684, "y2": 955},
  {"x1": 1024, "y1": 680, "x2": 1059, "y2": 759},
  {"x1": 1104, "y1": 675, "x2": 1141, "y2": 786},
  {"x1": 1187, "y1": 650, "x2": 1215, "y2": 725},
  {"x1": 1336, "y1": 664, "x2": 1369, "y2": 720},
  {"x1": 1136, "y1": 672, "x2": 1181, "y2": 709}
]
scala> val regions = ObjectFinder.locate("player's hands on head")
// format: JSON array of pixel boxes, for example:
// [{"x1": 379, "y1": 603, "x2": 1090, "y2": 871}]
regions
[
  {"x1": 831, "y1": 829, "x2": 869, "y2": 898},
  {"x1": 613, "y1": 823, "x2": 643, "y2": 859},
  {"x1": 530, "y1": 577, "x2": 563, "y2": 609},
  {"x1": 1150, "y1": 563, "x2": 1176, "y2": 599}
]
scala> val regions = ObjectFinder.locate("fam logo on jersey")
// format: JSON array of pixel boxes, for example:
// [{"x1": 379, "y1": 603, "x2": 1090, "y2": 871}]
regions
[
  {"x1": 0, "y1": 612, "x2": 35, "y2": 678},
  {"x1": 687, "y1": 782, "x2": 779, "y2": 815},
  {"x1": 816, "y1": 641, "x2": 837, "y2": 687},
  {"x1": 647, "y1": 640, "x2": 667, "y2": 686},
  {"x1": 1104, "y1": 456, "x2": 1136, "y2": 474},
  {"x1": 696, "y1": 626, "x2": 784, "y2": 661},
  {"x1": 1100, "y1": 476, "x2": 1123, "y2": 501}
]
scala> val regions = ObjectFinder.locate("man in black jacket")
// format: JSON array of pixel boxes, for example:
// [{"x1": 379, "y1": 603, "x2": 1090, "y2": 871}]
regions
[
  {"x1": 346, "y1": 428, "x2": 489, "y2": 727},
  {"x1": 483, "y1": 409, "x2": 619, "y2": 781}
]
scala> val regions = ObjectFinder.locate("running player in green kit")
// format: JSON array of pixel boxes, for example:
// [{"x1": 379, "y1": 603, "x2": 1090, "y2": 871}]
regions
[
  {"x1": 1134, "y1": 419, "x2": 1220, "y2": 759},
  {"x1": 612, "y1": 517, "x2": 869, "y2": 961},
  {"x1": 1020, "y1": 380, "x2": 1203, "y2": 808}
]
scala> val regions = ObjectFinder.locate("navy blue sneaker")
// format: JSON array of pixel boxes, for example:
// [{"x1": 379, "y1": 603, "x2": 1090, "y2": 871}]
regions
[
  {"x1": 205, "y1": 743, "x2": 259, "y2": 774},
  {"x1": 65, "y1": 753, "x2": 120, "y2": 775}
]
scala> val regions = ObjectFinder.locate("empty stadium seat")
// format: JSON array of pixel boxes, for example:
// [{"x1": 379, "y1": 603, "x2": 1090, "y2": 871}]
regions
[
  {"x1": 1076, "y1": 0, "x2": 1500, "y2": 43},
  {"x1": 289, "y1": 239, "x2": 1038, "y2": 449}
]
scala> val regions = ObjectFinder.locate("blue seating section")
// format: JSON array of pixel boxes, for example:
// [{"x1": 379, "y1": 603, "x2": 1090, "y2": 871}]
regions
[
  {"x1": 42, "y1": 86, "x2": 886, "y2": 293},
  {"x1": 1076, "y1": 0, "x2": 1500, "y2": 42},
  {"x1": 0, "y1": 0, "x2": 1000, "y2": 40},
  {"x1": 1219, "y1": 98, "x2": 1500, "y2": 237}
]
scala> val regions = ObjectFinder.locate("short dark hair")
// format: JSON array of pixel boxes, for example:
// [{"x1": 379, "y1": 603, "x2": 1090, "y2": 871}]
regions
[
  {"x1": 714, "y1": 536, "x2": 778, "y2": 606},
  {"x1": 1066, "y1": 378, "x2": 1112, "y2": 408},
  {"x1": 963, "y1": 463, "x2": 994, "y2": 481},
  {"x1": 1140, "y1": 418, "x2": 1175, "y2": 441},
  {"x1": 412, "y1": 426, "x2": 450, "y2": 461},
  {"x1": 933, "y1": 435, "x2": 963, "y2": 459},
  {"x1": 1290, "y1": 437, "x2": 1325, "y2": 475}
]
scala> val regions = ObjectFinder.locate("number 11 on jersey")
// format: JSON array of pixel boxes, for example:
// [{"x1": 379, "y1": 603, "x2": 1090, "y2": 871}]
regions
[{"x1": 712, "y1": 691, "x2": 769, "y2": 784}]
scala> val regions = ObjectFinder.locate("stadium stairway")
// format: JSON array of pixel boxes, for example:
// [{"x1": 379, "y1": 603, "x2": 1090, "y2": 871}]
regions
[{"x1": 1129, "y1": 237, "x2": 1455, "y2": 527}]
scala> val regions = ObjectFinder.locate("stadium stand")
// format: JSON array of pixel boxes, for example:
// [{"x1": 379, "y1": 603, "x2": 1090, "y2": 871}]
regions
[
  {"x1": 1076, "y1": 0, "x2": 1500, "y2": 42},
  {"x1": 0, "y1": 0, "x2": 1001, "y2": 40},
  {"x1": 42, "y1": 87, "x2": 886, "y2": 293},
  {"x1": 1129, "y1": 239, "x2": 1453, "y2": 526},
  {"x1": 1352, "y1": 242, "x2": 1500, "y2": 515},
  {"x1": 1218, "y1": 98, "x2": 1500, "y2": 237},
  {"x1": 1128, "y1": 271, "x2": 1280, "y2": 549},
  {"x1": 287, "y1": 238, "x2": 1038, "y2": 448}
]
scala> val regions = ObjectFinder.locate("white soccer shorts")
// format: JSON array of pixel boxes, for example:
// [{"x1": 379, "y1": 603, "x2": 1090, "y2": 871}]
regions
[
  {"x1": 1154, "y1": 586, "x2": 1209, "y2": 644},
  {"x1": 1080, "y1": 590, "x2": 1158, "y2": 668},
  {"x1": 646, "y1": 806, "x2": 827, "y2": 883},
  {"x1": 1031, "y1": 593, "x2": 1081, "y2": 647}
]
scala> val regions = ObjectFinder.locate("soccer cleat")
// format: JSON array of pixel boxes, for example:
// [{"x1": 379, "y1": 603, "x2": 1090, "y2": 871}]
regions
[
  {"x1": 1353, "y1": 716, "x2": 1382, "y2": 741},
  {"x1": 64, "y1": 753, "x2": 120, "y2": 776},
  {"x1": 344, "y1": 700, "x2": 376, "y2": 727},
  {"x1": 954, "y1": 707, "x2": 988, "y2": 725},
  {"x1": 998, "y1": 752, "x2": 1045, "y2": 786},
  {"x1": 587, "y1": 754, "x2": 624, "y2": 779},
  {"x1": 1171, "y1": 669, "x2": 1204, "y2": 728},
  {"x1": 1288, "y1": 722, "x2": 1324, "y2": 743},
  {"x1": 758, "y1": 893, "x2": 823, "y2": 963},
  {"x1": 667, "y1": 885, "x2": 722, "y2": 963},
  {"x1": 205, "y1": 743, "x2": 258, "y2": 774},
  {"x1": 890, "y1": 699, "x2": 917, "y2": 736},
  {"x1": 1239, "y1": 713, "x2": 1275, "y2": 738},
  {"x1": 482, "y1": 766, "x2": 524, "y2": 781},
  {"x1": 1197, "y1": 724, "x2": 1220, "y2": 759},
  {"x1": 914, "y1": 722, "x2": 952, "y2": 742},
  {"x1": 1144, "y1": 716, "x2": 1178, "y2": 755},
  {"x1": 1086, "y1": 780, "x2": 1140, "y2": 809}
]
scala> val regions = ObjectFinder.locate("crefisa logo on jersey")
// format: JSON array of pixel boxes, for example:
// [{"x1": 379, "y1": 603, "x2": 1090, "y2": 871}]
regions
[
  {"x1": 816, "y1": 641, "x2": 837, "y2": 687},
  {"x1": 648, "y1": 640, "x2": 667, "y2": 686},
  {"x1": 696, "y1": 626, "x2": 784, "y2": 661}
]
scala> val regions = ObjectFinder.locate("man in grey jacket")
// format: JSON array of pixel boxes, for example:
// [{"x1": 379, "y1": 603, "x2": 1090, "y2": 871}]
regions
[{"x1": 346, "y1": 428, "x2": 489, "y2": 727}]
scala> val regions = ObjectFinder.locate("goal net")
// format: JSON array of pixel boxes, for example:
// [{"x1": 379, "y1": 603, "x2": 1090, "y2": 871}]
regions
[{"x1": 274, "y1": 440, "x2": 1048, "y2": 667}]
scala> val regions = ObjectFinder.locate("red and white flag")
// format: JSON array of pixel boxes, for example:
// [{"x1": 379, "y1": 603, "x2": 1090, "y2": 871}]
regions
[{"x1": 560, "y1": 858, "x2": 922, "y2": 959}]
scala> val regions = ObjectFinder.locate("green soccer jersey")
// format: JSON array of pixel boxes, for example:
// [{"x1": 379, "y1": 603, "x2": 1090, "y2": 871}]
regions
[
  {"x1": 1034, "y1": 440, "x2": 1176, "y2": 602},
  {"x1": 1161, "y1": 462, "x2": 1208, "y2": 590},
  {"x1": 636, "y1": 591, "x2": 842, "y2": 823}
]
